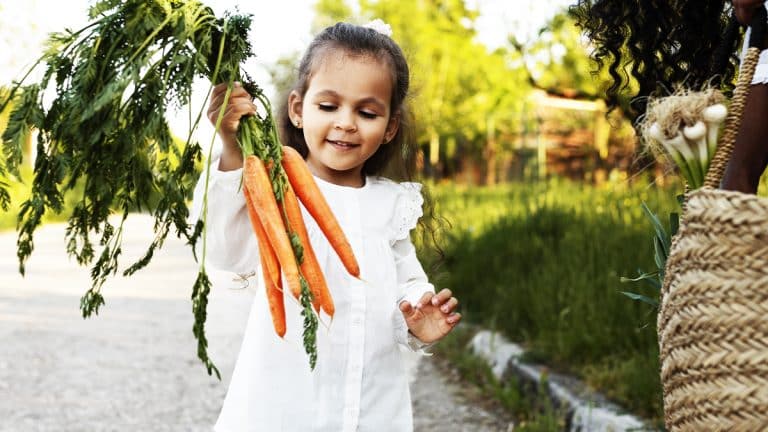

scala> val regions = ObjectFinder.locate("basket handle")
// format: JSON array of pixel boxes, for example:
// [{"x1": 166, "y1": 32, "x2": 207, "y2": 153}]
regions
[{"x1": 704, "y1": 8, "x2": 767, "y2": 188}]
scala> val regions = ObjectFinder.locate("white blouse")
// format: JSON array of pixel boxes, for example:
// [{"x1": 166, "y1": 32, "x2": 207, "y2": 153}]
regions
[{"x1": 190, "y1": 156, "x2": 435, "y2": 432}]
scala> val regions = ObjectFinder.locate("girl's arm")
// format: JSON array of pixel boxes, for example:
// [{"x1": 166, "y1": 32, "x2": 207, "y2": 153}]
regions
[
  {"x1": 393, "y1": 237, "x2": 461, "y2": 347},
  {"x1": 189, "y1": 155, "x2": 259, "y2": 274},
  {"x1": 391, "y1": 236, "x2": 435, "y2": 352},
  {"x1": 393, "y1": 236, "x2": 434, "y2": 306}
]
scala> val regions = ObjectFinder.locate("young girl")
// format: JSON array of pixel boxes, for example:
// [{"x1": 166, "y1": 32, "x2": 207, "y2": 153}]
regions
[{"x1": 192, "y1": 21, "x2": 461, "y2": 431}]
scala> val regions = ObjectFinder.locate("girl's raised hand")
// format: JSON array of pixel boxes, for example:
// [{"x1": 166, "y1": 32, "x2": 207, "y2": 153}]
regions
[
  {"x1": 207, "y1": 83, "x2": 257, "y2": 170},
  {"x1": 399, "y1": 288, "x2": 461, "y2": 345}
]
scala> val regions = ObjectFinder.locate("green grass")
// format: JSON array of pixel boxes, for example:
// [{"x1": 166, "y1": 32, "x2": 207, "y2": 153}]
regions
[{"x1": 417, "y1": 178, "x2": 680, "y2": 423}]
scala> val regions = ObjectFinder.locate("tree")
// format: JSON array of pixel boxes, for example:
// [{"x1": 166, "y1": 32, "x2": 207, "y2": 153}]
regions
[
  {"x1": 358, "y1": 0, "x2": 532, "y2": 180},
  {"x1": 312, "y1": 0, "x2": 355, "y2": 33},
  {"x1": 509, "y1": 10, "x2": 639, "y2": 118}
]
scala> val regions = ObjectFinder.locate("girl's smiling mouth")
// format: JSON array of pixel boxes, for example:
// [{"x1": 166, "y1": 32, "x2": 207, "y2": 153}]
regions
[{"x1": 327, "y1": 139, "x2": 359, "y2": 149}]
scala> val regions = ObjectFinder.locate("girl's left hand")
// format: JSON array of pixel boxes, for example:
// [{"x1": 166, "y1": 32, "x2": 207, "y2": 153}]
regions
[{"x1": 399, "y1": 288, "x2": 461, "y2": 344}]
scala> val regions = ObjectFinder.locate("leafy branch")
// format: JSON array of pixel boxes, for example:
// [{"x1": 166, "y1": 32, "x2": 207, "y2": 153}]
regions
[{"x1": 0, "y1": 0, "x2": 281, "y2": 378}]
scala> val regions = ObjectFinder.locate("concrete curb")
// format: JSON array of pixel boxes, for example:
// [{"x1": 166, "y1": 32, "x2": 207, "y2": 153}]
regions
[{"x1": 469, "y1": 330, "x2": 652, "y2": 432}]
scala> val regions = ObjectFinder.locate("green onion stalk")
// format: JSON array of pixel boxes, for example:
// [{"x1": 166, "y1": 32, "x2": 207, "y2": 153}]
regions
[{"x1": 648, "y1": 121, "x2": 710, "y2": 190}]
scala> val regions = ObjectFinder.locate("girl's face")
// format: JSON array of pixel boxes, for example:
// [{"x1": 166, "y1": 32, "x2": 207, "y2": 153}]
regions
[{"x1": 289, "y1": 50, "x2": 399, "y2": 187}]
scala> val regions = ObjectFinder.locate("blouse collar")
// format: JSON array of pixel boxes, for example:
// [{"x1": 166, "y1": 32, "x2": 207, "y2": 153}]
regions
[{"x1": 312, "y1": 175, "x2": 373, "y2": 193}]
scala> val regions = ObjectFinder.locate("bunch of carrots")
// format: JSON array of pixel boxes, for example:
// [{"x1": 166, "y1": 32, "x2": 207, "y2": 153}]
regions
[
  {"x1": 239, "y1": 145, "x2": 361, "y2": 364},
  {"x1": 221, "y1": 81, "x2": 360, "y2": 369}
]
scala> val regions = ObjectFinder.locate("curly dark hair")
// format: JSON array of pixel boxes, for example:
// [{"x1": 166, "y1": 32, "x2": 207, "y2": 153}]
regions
[{"x1": 570, "y1": 1, "x2": 743, "y2": 123}]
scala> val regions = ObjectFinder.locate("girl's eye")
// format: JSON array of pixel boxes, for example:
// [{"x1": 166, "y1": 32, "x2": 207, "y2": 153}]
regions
[
  {"x1": 318, "y1": 104, "x2": 336, "y2": 112},
  {"x1": 359, "y1": 111, "x2": 378, "y2": 119}
]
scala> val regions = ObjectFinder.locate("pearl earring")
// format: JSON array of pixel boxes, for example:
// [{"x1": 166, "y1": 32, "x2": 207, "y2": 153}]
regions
[{"x1": 295, "y1": 120, "x2": 302, "y2": 128}]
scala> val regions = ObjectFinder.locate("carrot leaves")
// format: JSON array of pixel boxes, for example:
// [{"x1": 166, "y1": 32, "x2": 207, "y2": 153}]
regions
[{"x1": 0, "y1": 0, "x2": 266, "y2": 377}]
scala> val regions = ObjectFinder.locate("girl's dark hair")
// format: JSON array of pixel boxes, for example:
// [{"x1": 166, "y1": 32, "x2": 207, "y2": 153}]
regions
[
  {"x1": 570, "y1": 1, "x2": 742, "y2": 123},
  {"x1": 277, "y1": 22, "x2": 415, "y2": 180}
]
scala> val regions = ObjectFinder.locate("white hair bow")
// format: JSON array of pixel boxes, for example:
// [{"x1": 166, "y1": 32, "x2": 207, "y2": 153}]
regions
[{"x1": 363, "y1": 19, "x2": 393, "y2": 37}]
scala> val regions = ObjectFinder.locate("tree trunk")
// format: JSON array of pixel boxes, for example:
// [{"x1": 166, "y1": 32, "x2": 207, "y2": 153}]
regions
[
  {"x1": 484, "y1": 116, "x2": 497, "y2": 185},
  {"x1": 429, "y1": 128, "x2": 440, "y2": 179}
]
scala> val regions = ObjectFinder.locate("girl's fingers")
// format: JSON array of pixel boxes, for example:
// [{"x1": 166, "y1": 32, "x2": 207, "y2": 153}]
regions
[
  {"x1": 208, "y1": 93, "x2": 254, "y2": 118},
  {"x1": 446, "y1": 312, "x2": 461, "y2": 325},
  {"x1": 415, "y1": 292, "x2": 434, "y2": 309},
  {"x1": 209, "y1": 82, "x2": 228, "y2": 100},
  {"x1": 439, "y1": 297, "x2": 458, "y2": 314},
  {"x1": 209, "y1": 101, "x2": 257, "y2": 131},
  {"x1": 399, "y1": 300, "x2": 414, "y2": 316},
  {"x1": 208, "y1": 85, "x2": 253, "y2": 116},
  {"x1": 223, "y1": 102, "x2": 257, "y2": 120},
  {"x1": 210, "y1": 81, "x2": 245, "y2": 99},
  {"x1": 430, "y1": 288, "x2": 453, "y2": 306}
]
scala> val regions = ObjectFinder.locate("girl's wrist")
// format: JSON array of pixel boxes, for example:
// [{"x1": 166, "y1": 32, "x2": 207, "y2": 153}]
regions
[
  {"x1": 407, "y1": 330, "x2": 434, "y2": 348},
  {"x1": 218, "y1": 137, "x2": 244, "y2": 171}
]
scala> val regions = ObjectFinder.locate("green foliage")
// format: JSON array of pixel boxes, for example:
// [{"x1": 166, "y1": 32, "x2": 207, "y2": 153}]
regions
[
  {"x1": 312, "y1": 0, "x2": 354, "y2": 33},
  {"x1": 511, "y1": 11, "x2": 598, "y2": 98},
  {"x1": 620, "y1": 200, "x2": 681, "y2": 309},
  {"x1": 299, "y1": 278, "x2": 318, "y2": 370},
  {"x1": 0, "y1": 0, "x2": 272, "y2": 377},
  {"x1": 419, "y1": 180, "x2": 677, "y2": 421}
]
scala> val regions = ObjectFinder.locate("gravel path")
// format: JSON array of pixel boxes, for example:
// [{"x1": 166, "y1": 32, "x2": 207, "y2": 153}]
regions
[{"x1": 0, "y1": 215, "x2": 511, "y2": 431}]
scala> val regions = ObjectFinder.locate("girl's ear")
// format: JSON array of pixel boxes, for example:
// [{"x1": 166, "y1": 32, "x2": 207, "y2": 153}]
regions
[
  {"x1": 384, "y1": 111, "x2": 400, "y2": 144},
  {"x1": 288, "y1": 90, "x2": 303, "y2": 126}
]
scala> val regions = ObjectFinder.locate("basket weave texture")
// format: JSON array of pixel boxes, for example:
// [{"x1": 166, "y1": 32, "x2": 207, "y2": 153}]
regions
[
  {"x1": 658, "y1": 188, "x2": 768, "y2": 431},
  {"x1": 658, "y1": 46, "x2": 768, "y2": 431}
]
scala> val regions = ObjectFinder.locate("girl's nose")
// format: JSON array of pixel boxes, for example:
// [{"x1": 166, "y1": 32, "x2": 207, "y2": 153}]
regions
[{"x1": 334, "y1": 110, "x2": 357, "y2": 132}]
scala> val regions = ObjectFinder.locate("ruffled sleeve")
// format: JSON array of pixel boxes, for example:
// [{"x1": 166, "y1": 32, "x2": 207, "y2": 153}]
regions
[
  {"x1": 388, "y1": 182, "x2": 425, "y2": 246},
  {"x1": 385, "y1": 181, "x2": 434, "y2": 303},
  {"x1": 189, "y1": 152, "x2": 259, "y2": 275},
  {"x1": 386, "y1": 181, "x2": 436, "y2": 353}
]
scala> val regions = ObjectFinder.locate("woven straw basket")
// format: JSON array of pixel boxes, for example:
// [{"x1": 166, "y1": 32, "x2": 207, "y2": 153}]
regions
[{"x1": 657, "y1": 37, "x2": 768, "y2": 431}]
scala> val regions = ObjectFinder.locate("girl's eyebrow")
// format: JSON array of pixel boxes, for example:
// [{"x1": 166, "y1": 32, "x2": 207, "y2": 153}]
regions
[{"x1": 313, "y1": 89, "x2": 387, "y2": 111}]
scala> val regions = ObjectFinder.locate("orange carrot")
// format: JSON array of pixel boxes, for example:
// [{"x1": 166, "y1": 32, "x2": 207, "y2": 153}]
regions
[
  {"x1": 243, "y1": 187, "x2": 281, "y2": 288},
  {"x1": 282, "y1": 183, "x2": 335, "y2": 317},
  {"x1": 280, "y1": 145, "x2": 360, "y2": 278},
  {"x1": 259, "y1": 247, "x2": 286, "y2": 337},
  {"x1": 244, "y1": 171, "x2": 286, "y2": 337},
  {"x1": 241, "y1": 186, "x2": 287, "y2": 336},
  {"x1": 243, "y1": 155, "x2": 302, "y2": 298}
]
